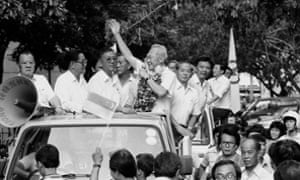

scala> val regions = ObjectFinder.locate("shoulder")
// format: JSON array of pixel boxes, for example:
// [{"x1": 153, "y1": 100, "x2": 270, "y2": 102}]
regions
[
  {"x1": 161, "y1": 67, "x2": 176, "y2": 79},
  {"x1": 33, "y1": 74, "x2": 47, "y2": 81}
]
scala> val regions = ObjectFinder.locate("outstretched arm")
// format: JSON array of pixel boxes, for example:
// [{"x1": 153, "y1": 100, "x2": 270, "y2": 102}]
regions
[{"x1": 108, "y1": 19, "x2": 142, "y2": 70}]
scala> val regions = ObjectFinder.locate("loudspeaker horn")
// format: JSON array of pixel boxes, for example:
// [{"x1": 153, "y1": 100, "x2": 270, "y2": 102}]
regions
[{"x1": 0, "y1": 76, "x2": 38, "y2": 128}]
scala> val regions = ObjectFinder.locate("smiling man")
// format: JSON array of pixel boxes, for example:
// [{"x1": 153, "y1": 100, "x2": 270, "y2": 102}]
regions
[
  {"x1": 109, "y1": 19, "x2": 176, "y2": 114},
  {"x1": 170, "y1": 61, "x2": 201, "y2": 140}
]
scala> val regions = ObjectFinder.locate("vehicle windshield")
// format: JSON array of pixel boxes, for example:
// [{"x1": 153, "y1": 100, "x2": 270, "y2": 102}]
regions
[{"x1": 10, "y1": 125, "x2": 164, "y2": 180}]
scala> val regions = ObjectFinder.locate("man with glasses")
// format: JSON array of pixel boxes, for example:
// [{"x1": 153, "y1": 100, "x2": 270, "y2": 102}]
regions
[
  {"x1": 200, "y1": 126, "x2": 243, "y2": 180},
  {"x1": 87, "y1": 47, "x2": 121, "y2": 106},
  {"x1": 211, "y1": 160, "x2": 241, "y2": 180},
  {"x1": 55, "y1": 50, "x2": 88, "y2": 113},
  {"x1": 241, "y1": 137, "x2": 273, "y2": 180}
]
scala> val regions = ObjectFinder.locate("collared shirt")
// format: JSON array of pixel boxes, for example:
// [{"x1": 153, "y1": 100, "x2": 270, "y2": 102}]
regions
[
  {"x1": 24, "y1": 74, "x2": 56, "y2": 107},
  {"x1": 54, "y1": 70, "x2": 88, "y2": 113},
  {"x1": 135, "y1": 60, "x2": 176, "y2": 114},
  {"x1": 151, "y1": 67, "x2": 176, "y2": 114},
  {"x1": 87, "y1": 70, "x2": 120, "y2": 105},
  {"x1": 155, "y1": 177, "x2": 172, "y2": 180},
  {"x1": 208, "y1": 75, "x2": 231, "y2": 109},
  {"x1": 279, "y1": 132, "x2": 300, "y2": 144},
  {"x1": 170, "y1": 78, "x2": 201, "y2": 125},
  {"x1": 115, "y1": 75, "x2": 138, "y2": 108},
  {"x1": 188, "y1": 74, "x2": 209, "y2": 110},
  {"x1": 216, "y1": 153, "x2": 244, "y2": 167},
  {"x1": 241, "y1": 164, "x2": 273, "y2": 180}
]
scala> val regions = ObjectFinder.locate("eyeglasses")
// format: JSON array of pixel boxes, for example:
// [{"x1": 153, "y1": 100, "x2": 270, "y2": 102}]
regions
[
  {"x1": 215, "y1": 172, "x2": 236, "y2": 180},
  {"x1": 76, "y1": 60, "x2": 87, "y2": 65},
  {"x1": 221, "y1": 141, "x2": 236, "y2": 147}
]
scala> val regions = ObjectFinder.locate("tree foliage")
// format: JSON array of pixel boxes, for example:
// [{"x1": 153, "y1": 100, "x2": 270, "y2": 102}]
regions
[{"x1": 2, "y1": 0, "x2": 300, "y2": 97}]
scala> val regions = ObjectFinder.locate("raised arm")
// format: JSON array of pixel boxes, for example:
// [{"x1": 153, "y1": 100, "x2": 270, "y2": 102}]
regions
[{"x1": 108, "y1": 19, "x2": 142, "y2": 70}]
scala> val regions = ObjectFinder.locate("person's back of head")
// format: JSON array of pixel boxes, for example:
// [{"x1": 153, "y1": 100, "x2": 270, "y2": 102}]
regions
[
  {"x1": 136, "y1": 153, "x2": 154, "y2": 179},
  {"x1": 109, "y1": 149, "x2": 136, "y2": 178},
  {"x1": 245, "y1": 124, "x2": 266, "y2": 137},
  {"x1": 154, "y1": 152, "x2": 181, "y2": 179},
  {"x1": 268, "y1": 139, "x2": 300, "y2": 168},
  {"x1": 35, "y1": 144, "x2": 60, "y2": 168},
  {"x1": 274, "y1": 160, "x2": 300, "y2": 180}
]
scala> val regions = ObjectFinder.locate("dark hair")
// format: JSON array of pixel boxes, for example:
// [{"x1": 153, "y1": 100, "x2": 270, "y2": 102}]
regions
[
  {"x1": 268, "y1": 121, "x2": 286, "y2": 140},
  {"x1": 98, "y1": 47, "x2": 114, "y2": 61},
  {"x1": 193, "y1": 56, "x2": 213, "y2": 67},
  {"x1": 274, "y1": 160, "x2": 300, "y2": 180},
  {"x1": 175, "y1": 61, "x2": 193, "y2": 71},
  {"x1": 268, "y1": 139, "x2": 300, "y2": 167},
  {"x1": 136, "y1": 153, "x2": 154, "y2": 177},
  {"x1": 16, "y1": 49, "x2": 35, "y2": 64},
  {"x1": 211, "y1": 160, "x2": 241, "y2": 180},
  {"x1": 35, "y1": 144, "x2": 59, "y2": 168},
  {"x1": 154, "y1": 152, "x2": 181, "y2": 178},
  {"x1": 245, "y1": 124, "x2": 266, "y2": 137},
  {"x1": 214, "y1": 63, "x2": 227, "y2": 73},
  {"x1": 218, "y1": 125, "x2": 241, "y2": 147},
  {"x1": 63, "y1": 49, "x2": 83, "y2": 69},
  {"x1": 109, "y1": 149, "x2": 136, "y2": 178},
  {"x1": 213, "y1": 126, "x2": 222, "y2": 137}
]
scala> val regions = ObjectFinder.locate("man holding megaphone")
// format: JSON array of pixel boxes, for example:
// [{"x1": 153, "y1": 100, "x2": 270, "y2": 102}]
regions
[{"x1": 16, "y1": 49, "x2": 64, "y2": 114}]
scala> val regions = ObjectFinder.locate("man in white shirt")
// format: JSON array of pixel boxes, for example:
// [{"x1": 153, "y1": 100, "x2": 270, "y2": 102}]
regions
[
  {"x1": 207, "y1": 63, "x2": 231, "y2": 125},
  {"x1": 17, "y1": 50, "x2": 63, "y2": 113},
  {"x1": 189, "y1": 57, "x2": 213, "y2": 112},
  {"x1": 115, "y1": 55, "x2": 138, "y2": 112},
  {"x1": 87, "y1": 48, "x2": 120, "y2": 105},
  {"x1": 54, "y1": 50, "x2": 88, "y2": 113},
  {"x1": 170, "y1": 61, "x2": 201, "y2": 139},
  {"x1": 241, "y1": 137, "x2": 273, "y2": 180},
  {"x1": 109, "y1": 19, "x2": 176, "y2": 114}
]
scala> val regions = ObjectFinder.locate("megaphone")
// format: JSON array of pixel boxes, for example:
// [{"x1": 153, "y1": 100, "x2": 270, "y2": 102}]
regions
[{"x1": 0, "y1": 76, "x2": 38, "y2": 128}]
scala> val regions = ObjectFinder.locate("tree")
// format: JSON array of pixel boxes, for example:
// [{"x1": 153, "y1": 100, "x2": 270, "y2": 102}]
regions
[{"x1": 213, "y1": 0, "x2": 300, "y2": 96}]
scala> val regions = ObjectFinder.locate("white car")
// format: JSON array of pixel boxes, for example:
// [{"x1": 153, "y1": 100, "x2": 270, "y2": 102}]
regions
[{"x1": 3, "y1": 113, "x2": 193, "y2": 180}]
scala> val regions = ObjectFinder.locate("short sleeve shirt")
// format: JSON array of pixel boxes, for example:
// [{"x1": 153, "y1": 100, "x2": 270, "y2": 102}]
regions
[{"x1": 31, "y1": 74, "x2": 56, "y2": 107}]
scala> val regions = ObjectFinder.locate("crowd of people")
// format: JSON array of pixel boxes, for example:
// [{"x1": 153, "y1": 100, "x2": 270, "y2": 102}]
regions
[
  {"x1": 11, "y1": 18, "x2": 300, "y2": 180},
  {"x1": 16, "y1": 19, "x2": 235, "y2": 140}
]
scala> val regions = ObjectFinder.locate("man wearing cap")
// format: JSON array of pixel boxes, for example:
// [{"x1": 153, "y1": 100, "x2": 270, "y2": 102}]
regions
[{"x1": 279, "y1": 110, "x2": 300, "y2": 144}]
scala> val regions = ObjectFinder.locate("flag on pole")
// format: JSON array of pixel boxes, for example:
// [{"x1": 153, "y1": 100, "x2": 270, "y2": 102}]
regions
[
  {"x1": 228, "y1": 27, "x2": 241, "y2": 113},
  {"x1": 83, "y1": 92, "x2": 118, "y2": 120}
]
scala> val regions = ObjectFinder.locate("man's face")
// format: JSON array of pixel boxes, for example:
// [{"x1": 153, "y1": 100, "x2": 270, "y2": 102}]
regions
[
  {"x1": 220, "y1": 134, "x2": 237, "y2": 157},
  {"x1": 168, "y1": 62, "x2": 177, "y2": 73},
  {"x1": 197, "y1": 61, "x2": 211, "y2": 80},
  {"x1": 145, "y1": 47, "x2": 164, "y2": 71},
  {"x1": 19, "y1": 53, "x2": 35, "y2": 78},
  {"x1": 214, "y1": 164, "x2": 237, "y2": 180},
  {"x1": 72, "y1": 53, "x2": 87, "y2": 75},
  {"x1": 213, "y1": 64, "x2": 223, "y2": 77},
  {"x1": 176, "y1": 63, "x2": 193, "y2": 84},
  {"x1": 116, "y1": 56, "x2": 130, "y2": 75},
  {"x1": 101, "y1": 51, "x2": 116, "y2": 75},
  {"x1": 241, "y1": 139, "x2": 259, "y2": 169}
]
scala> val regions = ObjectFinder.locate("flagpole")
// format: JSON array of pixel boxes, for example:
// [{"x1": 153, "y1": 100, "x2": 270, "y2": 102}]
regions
[{"x1": 228, "y1": 27, "x2": 241, "y2": 113}]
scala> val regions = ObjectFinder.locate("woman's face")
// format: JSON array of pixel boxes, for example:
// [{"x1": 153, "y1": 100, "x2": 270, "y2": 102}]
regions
[
  {"x1": 270, "y1": 127, "x2": 281, "y2": 140},
  {"x1": 285, "y1": 119, "x2": 296, "y2": 131}
]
